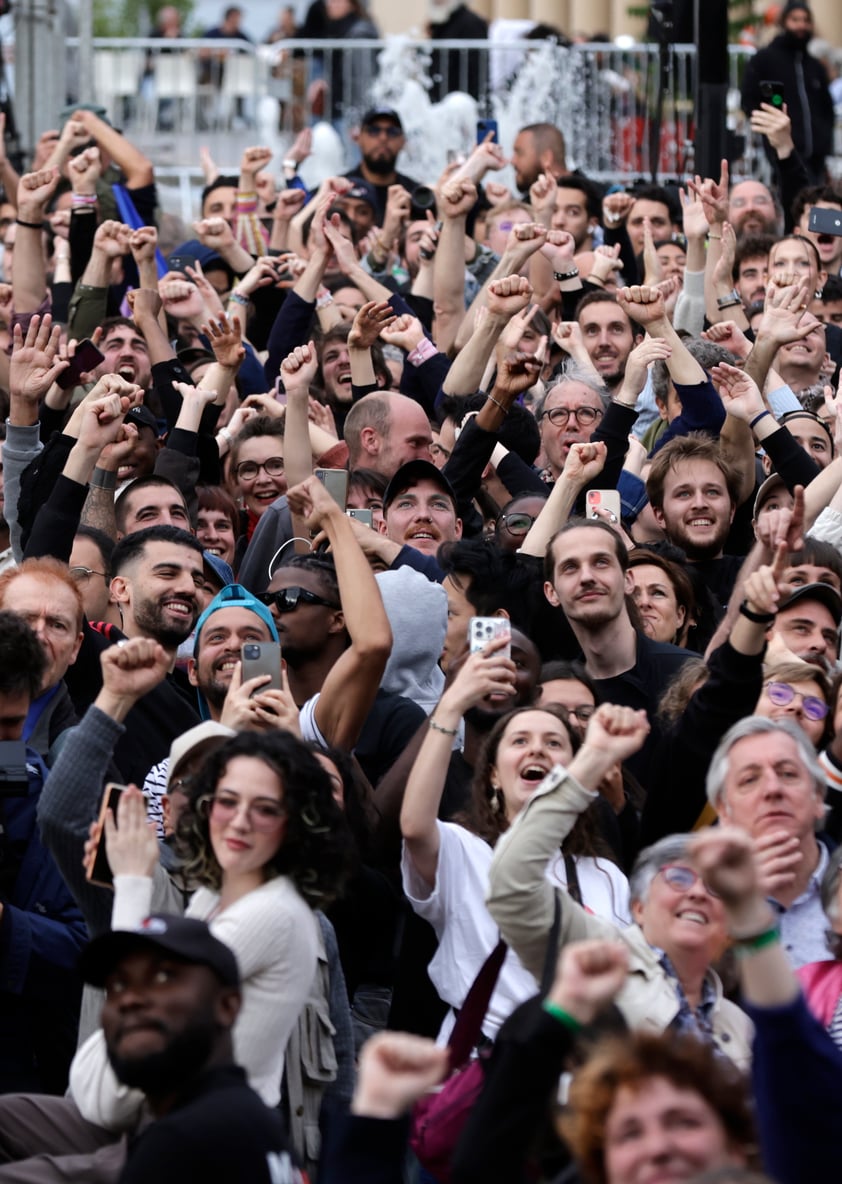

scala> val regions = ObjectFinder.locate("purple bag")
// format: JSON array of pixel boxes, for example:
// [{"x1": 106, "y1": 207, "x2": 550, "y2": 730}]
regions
[{"x1": 409, "y1": 940, "x2": 506, "y2": 1183}]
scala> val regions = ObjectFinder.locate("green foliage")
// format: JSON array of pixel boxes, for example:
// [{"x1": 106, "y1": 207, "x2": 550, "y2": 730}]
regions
[{"x1": 93, "y1": 0, "x2": 194, "y2": 37}]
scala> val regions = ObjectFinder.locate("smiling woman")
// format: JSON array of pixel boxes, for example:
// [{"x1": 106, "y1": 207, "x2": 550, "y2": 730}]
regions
[{"x1": 401, "y1": 650, "x2": 631, "y2": 1045}]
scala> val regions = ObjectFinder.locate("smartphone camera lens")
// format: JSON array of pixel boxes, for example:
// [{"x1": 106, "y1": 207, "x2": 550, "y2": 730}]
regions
[{"x1": 243, "y1": 644, "x2": 260, "y2": 659}]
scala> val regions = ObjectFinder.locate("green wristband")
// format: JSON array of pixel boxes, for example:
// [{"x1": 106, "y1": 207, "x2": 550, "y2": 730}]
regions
[
  {"x1": 733, "y1": 926, "x2": 780, "y2": 957},
  {"x1": 542, "y1": 1000, "x2": 584, "y2": 1032}
]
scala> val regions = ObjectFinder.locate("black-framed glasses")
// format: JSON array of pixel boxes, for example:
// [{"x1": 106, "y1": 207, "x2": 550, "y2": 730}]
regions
[
  {"x1": 70, "y1": 565, "x2": 107, "y2": 582},
  {"x1": 497, "y1": 512, "x2": 538, "y2": 536},
  {"x1": 234, "y1": 457, "x2": 285, "y2": 481},
  {"x1": 363, "y1": 123, "x2": 402, "y2": 139},
  {"x1": 540, "y1": 406, "x2": 603, "y2": 428},
  {"x1": 765, "y1": 681, "x2": 829, "y2": 722},
  {"x1": 259, "y1": 586, "x2": 340, "y2": 613},
  {"x1": 553, "y1": 703, "x2": 596, "y2": 726}
]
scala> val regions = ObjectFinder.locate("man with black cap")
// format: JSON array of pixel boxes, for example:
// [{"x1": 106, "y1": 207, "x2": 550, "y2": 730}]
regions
[
  {"x1": 334, "y1": 179, "x2": 379, "y2": 240},
  {"x1": 344, "y1": 107, "x2": 421, "y2": 226},
  {"x1": 741, "y1": 0, "x2": 834, "y2": 184},
  {"x1": 80, "y1": 915, "x2": 304, "y2": 1184},
  {"x1": 768, "y1": 580, "x2": 842, "y2": 673}
]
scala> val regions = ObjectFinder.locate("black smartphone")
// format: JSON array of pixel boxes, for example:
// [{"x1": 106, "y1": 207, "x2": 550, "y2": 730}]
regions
[
  {"x1": 808, "y1": 206, "x2": 842, "y2": 237},
  {"x1": 56, "y1": 338, "x2": 105, "y2": 390},
  {"x1": 167, "y1": 253, "x2": 198, "y2": 274},
  {"x1": 477, "y1": 118, "x2": 499, "y2": 144},
  {"x1": 86, "y1": 782, "x2": 128, "y2": 889},
  {"x1": 241, "y1": 641, "x2": 282, "y2": 693},
  {"x1": 759, "y1": 80, "x2": 785, "y2": 110}
]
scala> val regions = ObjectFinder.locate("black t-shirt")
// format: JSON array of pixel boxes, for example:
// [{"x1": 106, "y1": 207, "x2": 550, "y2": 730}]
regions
[{"x1": 121, "y1": 1064, "x2": 303, "y2": 1184}]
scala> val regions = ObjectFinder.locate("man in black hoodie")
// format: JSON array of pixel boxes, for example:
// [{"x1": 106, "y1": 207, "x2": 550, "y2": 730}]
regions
[{"x1": 741, "y1": 0, "x2": 834, "y2": 184}]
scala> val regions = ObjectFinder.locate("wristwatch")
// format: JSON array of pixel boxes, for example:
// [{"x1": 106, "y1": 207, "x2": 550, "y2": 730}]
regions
[{"x1": 716, "y1": 289, "x2": 742, "y2": 310}]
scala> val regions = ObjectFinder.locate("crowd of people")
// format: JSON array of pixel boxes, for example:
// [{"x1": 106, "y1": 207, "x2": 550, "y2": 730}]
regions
[{"x1": 0, "y1": 1, "x2": 841, "y2": 1181}]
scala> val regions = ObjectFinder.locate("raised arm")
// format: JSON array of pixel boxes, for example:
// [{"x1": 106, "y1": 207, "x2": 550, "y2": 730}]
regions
[
  {"x1": 14, "y1": 167, "x2": 59, "y2": 313},
  {"x1": 286, "y1": 476, "x2": 393, "y2": 750},
  {"x1": 487, "y1": 705, "x2": 649, "y2": 978},
  {"x1": 400, "y1": 637, "x2": 516, "y2": 886}
]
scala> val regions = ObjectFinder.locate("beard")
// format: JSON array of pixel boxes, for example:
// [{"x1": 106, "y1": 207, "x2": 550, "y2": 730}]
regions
[
  {"x1": 107, "y1": 1014, "x2": 218, "y2": 1095},
  {"x1": 667, "y1": 520, "x2": 731, "y2": 562},
  {"x1": 134, "y1": 596, "x2": 197, "y2": 649},
  {"x1": 363, "y1": 153, "x2": 395, "y2": 176}
]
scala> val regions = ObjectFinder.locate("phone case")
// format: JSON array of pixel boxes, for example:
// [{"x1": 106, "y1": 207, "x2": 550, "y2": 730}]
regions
[
  {"x1": 468, "y1": 616, "x2": 511, "y2": 657},
  {"x1": 241, "y1": 642, "x2": 282, "y2": 693}
]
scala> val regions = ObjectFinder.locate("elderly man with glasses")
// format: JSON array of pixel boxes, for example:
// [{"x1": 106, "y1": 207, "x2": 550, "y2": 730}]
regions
[{"x1": 535, "y1": 370, "x2": 608, "y2": 482}]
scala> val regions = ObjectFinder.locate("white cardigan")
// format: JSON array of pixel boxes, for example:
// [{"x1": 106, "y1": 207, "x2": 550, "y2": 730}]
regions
[{"x1": 70, "y1": 873, "x2": 319, "y2": 1130}]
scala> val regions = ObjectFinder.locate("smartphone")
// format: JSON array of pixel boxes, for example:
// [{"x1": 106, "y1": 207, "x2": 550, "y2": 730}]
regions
[
  {"x1": 241, "y1": 641, "x2": 282, "y2": 694},
  {"x1": 586, "y1": 489, "x2": 622, "y2": 524},
  {"x1": 56, "y1": 338, "x2": 106, "y2": 390},
  {"x1": 274, "y1": 376, "x2": 288, "y2": 406},
  {"x1": 468, "y1": 616, "x2": 511, "y2": 658},
  {"x1": 759, "y1": 79, "x2": 785, "y2": 110},
  {"x1": 167, "y1": 253, "x2": 198, "y2": 274},
  {"x1": 477, "y1": 118, "x2": 498, "y2": 144},
  {"x1": 86, "y1": 782, "x2": 128, "y2": 889},
  {"x1": 808, "y1": 206, "x2": 842, "y2": 237},
  {"x1": 315, "y1": 468, "x2": 349, "y2": 510},
  {"x1": 347, "y1": 507, "x2": 373, "y2": 527}
]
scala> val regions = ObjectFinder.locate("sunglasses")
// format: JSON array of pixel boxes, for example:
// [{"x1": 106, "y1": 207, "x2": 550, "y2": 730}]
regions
[
  {"x1": 259, "y1": 586, "x2": 340, "y2": 613},
  {"x1": 363, "y1": 123, "x2": 402, "y2": 139},
  {"x1": 764, "y1": 681, "x2": 829, "y2": 722},
  {"x1": 204, "y1": 792, "x2": 286, "y2": 831}
]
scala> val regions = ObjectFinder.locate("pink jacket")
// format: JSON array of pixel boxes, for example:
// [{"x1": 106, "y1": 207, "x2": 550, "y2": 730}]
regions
[{"x1": 797, "y1": 959, "x2": 842, "y2": 1027}]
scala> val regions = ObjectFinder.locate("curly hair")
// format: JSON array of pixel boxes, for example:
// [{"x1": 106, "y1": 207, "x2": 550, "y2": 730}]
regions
[
  {"x1": 561, "y1": 1032, "x2": 757, "y2": 1184},
  {"x1": 175, "y1": 731, "x2": 353, "y2": 907}
]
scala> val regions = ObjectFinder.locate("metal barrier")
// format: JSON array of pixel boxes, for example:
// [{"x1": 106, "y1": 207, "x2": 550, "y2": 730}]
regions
[{"x1": 58, "y1": 36, "x2": 788, "y2": 224}]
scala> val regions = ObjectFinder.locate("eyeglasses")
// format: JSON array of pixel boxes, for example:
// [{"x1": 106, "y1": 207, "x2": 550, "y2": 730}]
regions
[
  {"x1": 553, "y1": 703, "x2": 596, "y2": 726},
  {"x1": 658, "y1": 864, "x2": 719, "y2": 898},
  {"x1": 259, "y1": 586, "x2": 340, "y2": 613},
  {"x1": 497, "y1": 512, "x2": 539, "y2": 536},
  {"x1": 765, "y1": 681, "x2": 829, "y2": 721},
  {"x1": 70, "y1": 565, "x2": 107, "y2": 582},
  {"x1": 540, "y1": 406, "x2": 604, "y2": 429},
  {"x1": 206, "y1": 791, "x2": 285, "y2": 831},
  {"x1": 234, "y1": 457, "x2": 285, "y2": 482},
  {"x1": 363, "y1": 123, "x2": 402, "y2": 139}
]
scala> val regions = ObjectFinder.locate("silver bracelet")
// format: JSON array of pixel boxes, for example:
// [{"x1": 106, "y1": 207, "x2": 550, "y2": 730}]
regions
[{"x1": 429, "y1": 717, "x2": 459, "y2": 738}]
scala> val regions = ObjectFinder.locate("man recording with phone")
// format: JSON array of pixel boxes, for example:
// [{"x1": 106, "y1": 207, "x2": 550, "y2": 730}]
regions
[{"x1": 741, "y1": 0, "x2": 834, "y2": 185}]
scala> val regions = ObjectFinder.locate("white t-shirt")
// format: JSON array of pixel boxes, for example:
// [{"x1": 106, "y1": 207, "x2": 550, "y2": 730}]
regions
[{"x1": 401, "y1": 821, "x2": 631, "y2": 1042}]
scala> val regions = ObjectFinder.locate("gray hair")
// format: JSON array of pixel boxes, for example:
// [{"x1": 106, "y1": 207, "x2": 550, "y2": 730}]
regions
[
  {"x1": 705, "y1": 715, "x2": 826, "y2": 810},
  {"x1": 629, "y1": 834, "x2": 691, "y2": 905},
  {"x1": 536, "y1": 364, "x2": 609, "y2": 418},
  {"x1": 652, "y1": 337, "x2": 736, "y2": 408}
]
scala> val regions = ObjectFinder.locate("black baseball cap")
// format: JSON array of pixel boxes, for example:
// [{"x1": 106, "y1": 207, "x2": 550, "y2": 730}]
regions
[
  {"x1": 776, "y1": 581, "x2": 842, "y2": 626},
  {"x1": 125, "y1": 405, "x2": 159, "y2": 435},
  {"x1": 79, "y1": 915, "x2": 241, "y2": 988},
  {"x1": 383, "y1": 459, "x2": 457, "y2": 511},
  {"x1": 360, "y1": 106, "x2": 403, "y2": 131}
]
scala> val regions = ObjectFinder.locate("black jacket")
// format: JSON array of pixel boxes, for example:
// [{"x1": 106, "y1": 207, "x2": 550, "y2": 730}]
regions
[{"x1": 741, "y1": 33, "x2": 834, "y2": 168}]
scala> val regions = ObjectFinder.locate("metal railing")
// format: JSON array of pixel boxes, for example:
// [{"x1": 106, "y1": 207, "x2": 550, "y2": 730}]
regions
[{"x1": 56, "y1": 36, "x2": 782, "y2": 224}]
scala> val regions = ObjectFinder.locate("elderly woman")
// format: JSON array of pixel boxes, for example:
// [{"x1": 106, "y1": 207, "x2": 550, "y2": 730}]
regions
[{"x1": 487, "y1": 704, "x2": 753, "y2": 1068}]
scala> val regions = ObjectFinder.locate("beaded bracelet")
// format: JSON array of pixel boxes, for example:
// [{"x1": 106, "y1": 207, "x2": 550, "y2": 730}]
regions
[{"x1": 429, "y1": 718, "x2": 458, "y2": 738}]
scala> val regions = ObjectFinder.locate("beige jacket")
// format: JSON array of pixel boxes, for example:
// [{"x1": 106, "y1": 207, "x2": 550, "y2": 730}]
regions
[{"x1": 486, "y1": 766, "x2": 753, "y2": 1070}]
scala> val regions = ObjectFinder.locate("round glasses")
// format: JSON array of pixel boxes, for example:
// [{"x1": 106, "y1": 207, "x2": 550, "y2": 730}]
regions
[
  {"x1": 658, "y1": 864, "x2": 719, "y2": 898},
  {"x1": 206, "y1": 792, "x2": 285, "y2": 831},
  {"x1": 540, "y1": 405, "x2": 603, "y2": 429},
  {"x1": 497, "y1": 512, "x2": 539, "y2": 536},
  {"x1": 234, "y1": 457, "x2": 285, "y2": 481},
  {"x1": 764, "y1": 681, "x2": 829, "y2": 721}
]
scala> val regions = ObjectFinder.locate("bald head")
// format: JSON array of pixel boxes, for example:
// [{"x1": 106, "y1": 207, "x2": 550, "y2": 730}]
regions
[{"x1": 344, "y1": 393, "x2": 433, "y2": 477}]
